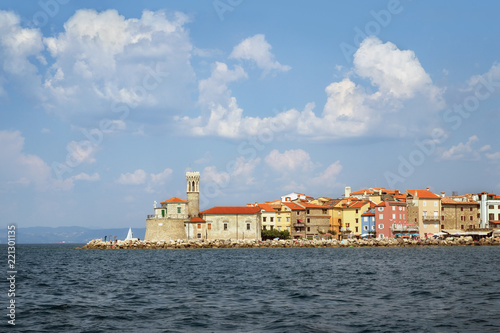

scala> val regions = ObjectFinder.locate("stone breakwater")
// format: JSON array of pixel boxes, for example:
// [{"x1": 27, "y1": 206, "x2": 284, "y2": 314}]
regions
[{"x1": 78, "y1": 236, "x2": 500, "y2": 249}]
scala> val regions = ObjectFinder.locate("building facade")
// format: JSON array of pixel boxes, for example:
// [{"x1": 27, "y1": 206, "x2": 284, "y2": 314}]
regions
[
  {"x1": 406, "y1": 189, "x2": 442, "y2": 239},
  {"x1": 440, "y1": 197, "x2": 480, "y2": 231}
]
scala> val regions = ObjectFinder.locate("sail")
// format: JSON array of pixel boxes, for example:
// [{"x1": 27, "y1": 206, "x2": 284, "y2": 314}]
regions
[{"x1": 125, "y1": 227, "x2": 133, "y2": 240}]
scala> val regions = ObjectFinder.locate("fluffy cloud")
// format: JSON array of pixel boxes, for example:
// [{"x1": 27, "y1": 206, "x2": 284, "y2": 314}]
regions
[
  {"x1": 440, "y1": 135, "x2": 480, "y2": 160},
  {"x1": 0, "y1": 130, "x2": 97, "y2": 191},
  {"x1": 265, "y1": 149, "x2": 315, "y2": 172},
  {"x1": 0, "y1": 11, "x2": 44, "y2": 98},
  {"x1": 178, "y1": 37, "x2": 444, "y2": 140},
  {"x1": 39, "y1": 9, "x2": 195, "y2": 122},
  {"x1": 150, "y1": 168, "x2": 173, "y2": 184},
  {"x1": 229, "y1": 34, "x2": 290, "y2": 75},
  {"x1": 311, "y1": 161, "x2": 343, "y2": 187},
  {"x1": 116, "y1": 169, "x2": 147, "y2": 185},
  {"x1": 202, "y1": 157, "x2": 260, "y2": 187}
]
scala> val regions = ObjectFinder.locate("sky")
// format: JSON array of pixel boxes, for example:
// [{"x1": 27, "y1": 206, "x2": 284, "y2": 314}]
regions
[{"x1": 1, "y1": 0, "x2": 500, "y2": 229}]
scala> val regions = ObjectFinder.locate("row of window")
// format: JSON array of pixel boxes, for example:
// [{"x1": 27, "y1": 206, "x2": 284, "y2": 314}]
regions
[
  {"x1": 378, "y1": 206, "x2": 406, "y2": 211},
  {"x1": 376, "y1": 214, "x2": 406, "y2": 220},
  {"x1": 488, "y1": 205, "x2": 500, "y2": 209},
  {"x1": 263, "y1": 217, "x2": 291, "y2": 222},
  {"x1": 192, "y1": 222, "x2": 252, "y2": 231}
]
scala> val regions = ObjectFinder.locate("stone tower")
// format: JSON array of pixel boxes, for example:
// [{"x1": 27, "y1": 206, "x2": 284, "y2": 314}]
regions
[{"x1": 186, "y1": 171, "x2": 200, "y2": 218}]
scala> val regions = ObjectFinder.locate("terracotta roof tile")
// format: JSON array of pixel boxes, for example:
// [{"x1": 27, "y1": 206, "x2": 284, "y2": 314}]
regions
[
  {"x1": 160, "y1": 197, "x2": 188, "y2": 204},
  {"x1": 407, "y1": 189, "x2": 441, "y2": 199},
  {"x1": 283, "y1": 202, "x2": 305, "y2": 211}
]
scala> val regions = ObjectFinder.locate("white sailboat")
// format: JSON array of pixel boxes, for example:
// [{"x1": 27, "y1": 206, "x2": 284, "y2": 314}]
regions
[{"x1": 125, "y1": 227, "x2": 133, "y2": 241}]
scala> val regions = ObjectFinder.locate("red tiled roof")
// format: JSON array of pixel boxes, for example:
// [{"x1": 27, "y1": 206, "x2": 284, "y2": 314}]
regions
[
  {"x1": 188, "y1": 217, "x2": 205, "y2": 223},
  {"x1": 407, "y1": 189, "x2": 441, "y2": 199},
  {"x1": 348, "y1": 201, "x2": 370, "y2": 209},
  {"x1": 300, "y1": 202, "x2": 327, "y2": 209},
  {"x1": 256, "y1": 203, "x2": 276, "y2": 212},
  {"x1": 200, "y1": 206, "x2": 261, "y2": 215},
  {"x1": 441, "y1": 197, "x2": 479, "y2": 205},
  {"x1": 161, "y1": 197, "x2": 188, "y2": 204},
  {"x1": 283, "y1": 202, "x2": 305, "y2": 211}
]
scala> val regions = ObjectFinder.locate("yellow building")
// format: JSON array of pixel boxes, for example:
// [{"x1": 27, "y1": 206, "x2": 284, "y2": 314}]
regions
[
  {"x1": 334, "y1": 198, "x2": 373, "y2": 238},
  {"x1": 276, "y1": 204, "x2": 292, "y2": 232}
]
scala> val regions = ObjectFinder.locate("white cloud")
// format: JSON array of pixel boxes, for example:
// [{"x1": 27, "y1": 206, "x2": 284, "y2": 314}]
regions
[
  {"x1": 229, "y1": 34, "x2": 290, "y2": 75},
  {"x1": 0, "y1": 11, "x2": 44, "y2": 98},
  {"x1": 178, "y1": 37, "x2": 444, "y2": 140},
  {"x1": 40, "y1": 9, "x2": 195, "y2": 121},
  {"x1": 72, "y1": 172, "x2": 100, "y2": 181},
  {"x1": 202, "y1": 157, "x2": 260, "y2": 188},
  {"x1": 485, "y1": 152, "x2": 500, "y2": 160},
  {"x1": 265, "y1": 149, "x2": 315, "y2": 172},
  {"x1": 116, "y1": 169, "x2": 147, "y2": 185},
  {"x1": 150, "y1": 168, "x2": 173, "y2": 184},
  {"x1": 0, "y1": 130, "x2": 91, "y2": 191},
  {"x1": 66, "y1": 140, "x2": 99, "y2": 164},
  {"x1": 311, "y1": 161, "x2": 343, "y2": 187},
  {"x1": 480, "y1": 145, "x2": 491, "y2": 152},
  {"x1": 354, "y1": 36, "x2": 443, "y2": 102},
  {"x1": 441, "y1": 136, "x2": 480, "y2": 160}
]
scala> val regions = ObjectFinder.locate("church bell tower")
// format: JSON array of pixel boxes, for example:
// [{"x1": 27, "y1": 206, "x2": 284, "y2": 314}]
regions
[{"x1": 186, "y1": 171, "x2": 200, "y2": 218}]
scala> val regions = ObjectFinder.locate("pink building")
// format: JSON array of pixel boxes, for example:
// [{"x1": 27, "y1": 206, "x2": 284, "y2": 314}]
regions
[{"x1": 374, "y1": 200, "x2": 415, "y2": 239}]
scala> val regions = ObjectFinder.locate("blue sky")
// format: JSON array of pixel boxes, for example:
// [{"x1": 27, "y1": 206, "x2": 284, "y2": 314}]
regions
[{"x1": 1, "y1": 0, "x2": 500, "y2": 229}]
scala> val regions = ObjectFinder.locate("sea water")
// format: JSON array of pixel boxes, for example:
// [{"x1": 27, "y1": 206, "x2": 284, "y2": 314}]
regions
[{"x1": 2, "y1": 244, "x2": 500, "y2": 332}]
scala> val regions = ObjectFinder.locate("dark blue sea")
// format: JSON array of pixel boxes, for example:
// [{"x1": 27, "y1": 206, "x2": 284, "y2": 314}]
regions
[{"x1": 2, "y1": 244, "x2": 500, "y2": 332}]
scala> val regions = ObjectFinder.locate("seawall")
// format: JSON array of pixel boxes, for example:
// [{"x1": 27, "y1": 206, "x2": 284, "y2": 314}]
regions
[{"x1": 78, "y1": 236, "x2": 500, "y2": 249}]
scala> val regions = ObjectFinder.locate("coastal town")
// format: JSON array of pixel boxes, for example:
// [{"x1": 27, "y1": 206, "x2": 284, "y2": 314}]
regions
[{"x1": 138, "y1": 172, "x2": 500, "y2": 243}]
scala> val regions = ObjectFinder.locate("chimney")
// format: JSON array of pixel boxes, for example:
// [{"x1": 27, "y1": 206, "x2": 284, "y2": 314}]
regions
[
  {"x1": 345, "y1": 186, "x2": 351, "y2": 198},
  {"x1": 426, "y1": 187, "x2": 430, "y2": 191},
  {"x1": 395, "y1": 189, "x2": 399, "y2": 195},
  {"x1": 441, "y1": 191, "x2": 445, "y2": 198}
]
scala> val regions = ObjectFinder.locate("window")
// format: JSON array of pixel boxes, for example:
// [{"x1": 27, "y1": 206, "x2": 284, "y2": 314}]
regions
[
  {"x1": 378, "y1": 207, "x2": 384, "y2": 211},
  {"x1": 379, "y1": 214, "x2": 383, "y2": 219},
  {"x1": 423, "y1": 211, "x2": 427, "y2": 217},
  {"x1": 378, "y1": 224, "x2": 384, "y2": 229},
  {"x1": 392, "y1": 206, "x2": 395, "y2": 211},
  {"x1": 441, "y1": 224, "x2": 444, "y2": 229},
  {"x1": 177, "y1": 207, "x2": 181, "y2": 214},
  {"x1": 441, "y1": 207, "x2": 444, "y2": 211},
  {"x1": 297, "y1": 211, "x2": 300, "y2": 215},
  {"x1": 489, "y1": 205, "x2": 494, "y2": 209},
  {"x1": 197, "y1": 224, "x2": 201, "y2": 229},
  {"x1": 470, "y1": 207, "x2": 473, "y2": 212},
  {"x1": 223, "y1": 223, "x2": 228, "y2": 231},
  {"x1": 423, "y1": 201, "x2": 427, "y2": 207},
  {"x1": 270, "y1": 217, "x2": 274, "y2": 222},
  {"x1": 489, "y1": 213, "x2": 494, "y2": 220},
  {"x1": 460, "y1": 216, "x2": 464, "y2": 221},
  {"x1": 307, "y1": 227, "x2": 310, "y2": 232},
  {"x1": 461, "y1": 225, "x2": 464, "y2": 229},
  {"x1": 434, "y1": 201, "x2": 438, "y2": 207},
  {"x1": 364, "y1": 217, "x2": 368, "y2": 222},
  {"x1": 197, "y1": 233, "x2": 201, "y2": 239},
  {"x1": 307, "y1": 218, "x2": 310, "y2": 223},
  {"x1": 355, "y1": 218, "x2": 359, "y2": 224},
  {"x1": 270, "y1": 226, "x2": 274, "y2": 230},
  {"x1": 346, "y1": 223, "x2": 350, "y2": 227},
  {"x1": 392, "y1": 214, "x2": 396, "y2": 219},
  {"x1": 371, "y1": 225, "x2": 375, "y2": 231},
  {"x1": 207, "y1": 223, "x2": 211, "y2": 230},
  {"x1": 263, "y1": 226, "x2": 266, "y2": 230},
  {"x1": 246, "y1": 223, "x2": 251, "y2": 230},
  {"x1": 355, "y1": 227, "x2": 359, "y2": 232},
  {"x1": 460, "y1": 207, "x2": 463, "y2": 211},
  {"x1": 364, "y1": 225, "x2": 368, "y2": 231},
  {"x1": 470, "y1": 216, "x2": 473, "y2": 221},
  {"x1": 323, "y1": 209, "x2": 327, "y2": 214},
  {"x1": 355, "y1": 209, "x2": 359, "y2": 214},
  {"x1": 434, "y1": 211, "x2": 438, "y2": 217},
  {"x1": 286, "y1": 217, "x2": 290, "y2": 222},
  {"x1": 263, "y1": 217, "x2": 267, "y2": 222},
  {"x1": 498, "y1": 213, "x2": 500, "y2": 220},
  {"x1": 441, "y1": 216, "x2": 444, "y2": 221},
  {"x1": 277, "y1": 217, "x2": 281, "y2": 222},
  {"x1": 307, "y1": 209, "x2": 310, "y2": 214}
]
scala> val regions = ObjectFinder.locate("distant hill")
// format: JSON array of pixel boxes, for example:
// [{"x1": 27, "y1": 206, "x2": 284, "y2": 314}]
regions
[{"x1": 0, "y1": 226, "x2": 146, "y2": 244}]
